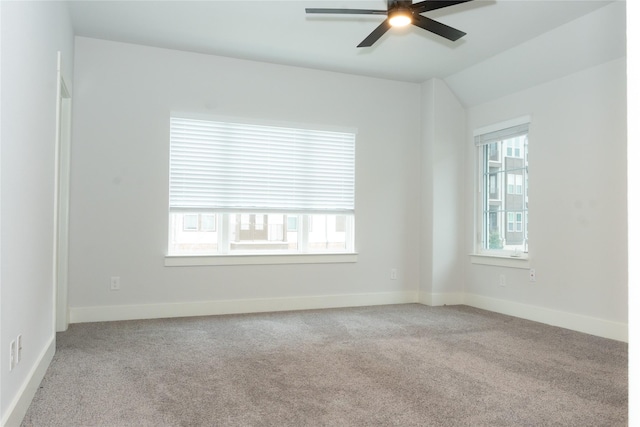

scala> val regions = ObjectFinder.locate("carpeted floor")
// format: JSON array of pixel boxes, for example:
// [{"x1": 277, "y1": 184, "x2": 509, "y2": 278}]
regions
[{"x1": 21, "y1": 304, "x2": 627, "y2": 426}]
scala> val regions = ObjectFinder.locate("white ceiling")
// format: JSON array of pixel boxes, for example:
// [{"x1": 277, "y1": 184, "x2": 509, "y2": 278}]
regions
[{"x1": 67, "y1": 0, "x2": 618, "y2": 84}]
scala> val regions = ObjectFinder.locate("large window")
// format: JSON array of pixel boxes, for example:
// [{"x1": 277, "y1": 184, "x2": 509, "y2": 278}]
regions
[
  {"x1": 476, "y1": 120, "x2": 529, "y2": 255},
  {"x1": 168, "y1": 116, "x2": 356, "y2": 256}
]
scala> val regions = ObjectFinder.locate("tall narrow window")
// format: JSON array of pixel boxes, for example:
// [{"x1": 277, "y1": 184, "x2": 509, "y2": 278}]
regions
[
  {"x1": 168, "y1": 116, "x2": 356, "y2": 255},
  {"x1": 476, "y1": 120, "x2": 529, "y2": 255}
]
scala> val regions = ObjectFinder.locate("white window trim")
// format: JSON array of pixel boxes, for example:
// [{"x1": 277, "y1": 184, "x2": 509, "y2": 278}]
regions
[
  {"x1": 473, "y1": 116, "x2": 531, "y2": 140},
  {"x1": 165, "y1": 252, "x2": 358, "y2": 267},
  {"x1": 168, "y1": 114, "x2": 357, "y2": 259},
  {"x1": 473, "y1": 116, "x2": 531, "y2": 265},
  {"x1": 469, "y1": 253, "x2": 530, "y2": 269}
]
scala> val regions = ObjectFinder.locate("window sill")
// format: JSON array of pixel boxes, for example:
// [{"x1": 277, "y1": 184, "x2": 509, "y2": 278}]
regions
[
  {"x1": 469, "y1": 253, "x2": 530, "y2": 269},
  {"x1": 165, "y1": 252, "x2": 358, "y2": 267}
]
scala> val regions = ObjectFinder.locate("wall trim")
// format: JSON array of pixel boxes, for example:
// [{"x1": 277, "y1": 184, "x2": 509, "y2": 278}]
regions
[
  {"x1": 463, "y1": 293, "x2": 628, "y2": 342},
  {"x1": 68, "y1": 291, "x2": 627, "y2": 342},
  {"x1": 418, "y1": 292, "x2": 465, "y2": 306},
  {"x1": 165, "y1": 252, "x2": 358, "y2": 267},
  {"x1": 2, "y1": 336, "x2": 55, "y2": 427},
  {"x1": 69, "y1": 291, "x2": 419, "y2": 323}
]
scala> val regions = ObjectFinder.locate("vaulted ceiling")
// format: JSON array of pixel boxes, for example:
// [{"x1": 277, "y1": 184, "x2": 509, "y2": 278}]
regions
[{"x1": 67, "y1": 1, "x2": 626, "y2": 105}]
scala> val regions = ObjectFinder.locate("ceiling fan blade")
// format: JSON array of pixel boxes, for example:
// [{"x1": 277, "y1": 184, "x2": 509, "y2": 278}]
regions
[
  {"x1": 412, "y1": 0, "x2": 473, "y2": 14},
  {"x1": 391, "y1": 0, "x2": 413, "y2": 7},
  {"x1": 305, "y1": 8, "x2": 387, "y2": 15},
  {"x1": 357, "y1": 20, "x2": 391, "y2": 47},
  {"x1": 412, "y1": 14, "x2": 466, "y2": 41}
]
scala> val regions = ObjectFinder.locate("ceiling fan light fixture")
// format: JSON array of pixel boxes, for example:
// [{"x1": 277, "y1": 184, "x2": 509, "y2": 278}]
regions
[
  {"x1": 388, "y1": 11, "x2": 411, "y2": 27},
  {"x1": 306, "y1": 0, "x2": 472, "y2": 47}
]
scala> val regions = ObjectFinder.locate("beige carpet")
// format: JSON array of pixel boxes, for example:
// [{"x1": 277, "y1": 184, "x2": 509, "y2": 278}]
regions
[{"x1": 21, "y1": 304, "x2": 627, "y2": 426}]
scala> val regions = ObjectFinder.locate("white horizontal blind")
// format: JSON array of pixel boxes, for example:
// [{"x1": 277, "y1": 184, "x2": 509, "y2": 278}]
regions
[
  {"x1": 475, "y1": 123, "x2": 529, "y2": 146},
  {"x1": 169, "y1": 117, "x2": 355, "y2": 214}
]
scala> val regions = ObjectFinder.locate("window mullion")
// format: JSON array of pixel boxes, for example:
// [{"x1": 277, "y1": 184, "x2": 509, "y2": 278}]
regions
[
  {"x1": 300, "y1": 215, "x2": 309, "y2": 252},
  {"x1": 345, "y1": 215, "x2": 355, "y2": 252},
  {"x1": 218, "y1": 213, "x2": 230, "y2": 254}
]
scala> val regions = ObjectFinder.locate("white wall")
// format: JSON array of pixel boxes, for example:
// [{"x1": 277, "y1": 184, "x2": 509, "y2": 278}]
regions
[
  {"x1": 0, "y1": 1, "x2": 74, "y2": 424},
  {"x1": 68, "y1": 37, "x2": 422, "y2": 320},
  {"x1": 464, "y1": 57, "x2": 627, "y2": 340},
  {"x1": 627, "y1": 2, "x2": 638, "y2": 420},
  {"x1": 420, "y1": 78, "x2": 466, "y2": 304}
]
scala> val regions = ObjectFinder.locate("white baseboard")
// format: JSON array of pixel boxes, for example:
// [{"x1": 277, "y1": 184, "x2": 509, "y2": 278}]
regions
[
  {"x1": 1, "y1": 335, "x2": 55, "y2": 427},
  {"x1": 418, "y1": 292, "x2": 465, "y2": 306},
  {"x1": 463, "y1": 293, "x2": 628, "y2": 342},
  {"x1": 69, "y1": 291, "x2": 419, "y2": 324},
  {"x1": 68, "y1": 291, "x2": 627, "y2": 342}
]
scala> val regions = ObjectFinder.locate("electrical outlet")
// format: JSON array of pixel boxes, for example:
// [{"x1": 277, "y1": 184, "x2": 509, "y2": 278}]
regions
[
  {"x1": 9, "y1": 340, "x2": 16, "y2": 371},
  {"x1": 529, "y1": 269, "x2": 536, "y2": 282},
  {"x1": 17, "y1": 335, "x2": 23, "y2": 364},
  {"x1": 390, "y1": 268, "x2": 397, "y2": 280},
  {"x1": 499, "y1": 274, "x2": 506, "y2": 287},
  {"x1": 110, "y1": 276, "x2": 121, "y2": 291}
]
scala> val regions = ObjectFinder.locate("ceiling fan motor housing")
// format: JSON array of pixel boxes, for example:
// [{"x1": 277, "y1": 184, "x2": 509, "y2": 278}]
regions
[{"x1": 306, "y1": 0, "x2": 472, "y2": 47}]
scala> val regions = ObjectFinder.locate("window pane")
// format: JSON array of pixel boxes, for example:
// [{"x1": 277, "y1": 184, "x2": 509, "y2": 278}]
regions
[
  {"x1": 487, "y1": 206, "x2": 503, "y2": 249},
  {"x1": 255, "y1": 214, "x2": 265, "y2": 231},
  {"x1": 230, "y1": 213, "x2": 290, "y2": 252},
  {"x1": 286, "y1": 215, "x2": 299, "y2": 250},
  {"x1": 488, "y1": 142, "x2": 499, "y2": 161},
  {"x1": 489, "y1": 172, "x2": 501, "y2": 200},
  {"x1": 240, "y1": 214, "x2": 250, "y2": 231},
  {"x1": 169, "y1": 212, "x2": 353, "y2": 255},
  {"x1": 170, "y1": 213, "x2": 218, "y2": 254},
  {"x1": 480, "y1": 130, "x2": 528, "y2": 254},
  {"x1": 307, "y1": 214, "x2": 348, "y2": 251}
]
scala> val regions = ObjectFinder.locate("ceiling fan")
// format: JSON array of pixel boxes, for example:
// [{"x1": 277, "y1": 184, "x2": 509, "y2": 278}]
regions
[{"x1": 306, "y1": 0, "x2": 473, "y2": 47}]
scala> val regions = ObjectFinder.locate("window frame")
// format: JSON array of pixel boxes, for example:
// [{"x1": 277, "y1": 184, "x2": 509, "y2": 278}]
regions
[
  {"x1": 166, "y1": 114, "x2": 358, "y2": 264},
  {"x1": 166, "y1": 212, "x2": 357, "y2": 266},
  {"x1": 472, "y1": 116, "x2": 531, "y2": 265}
]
